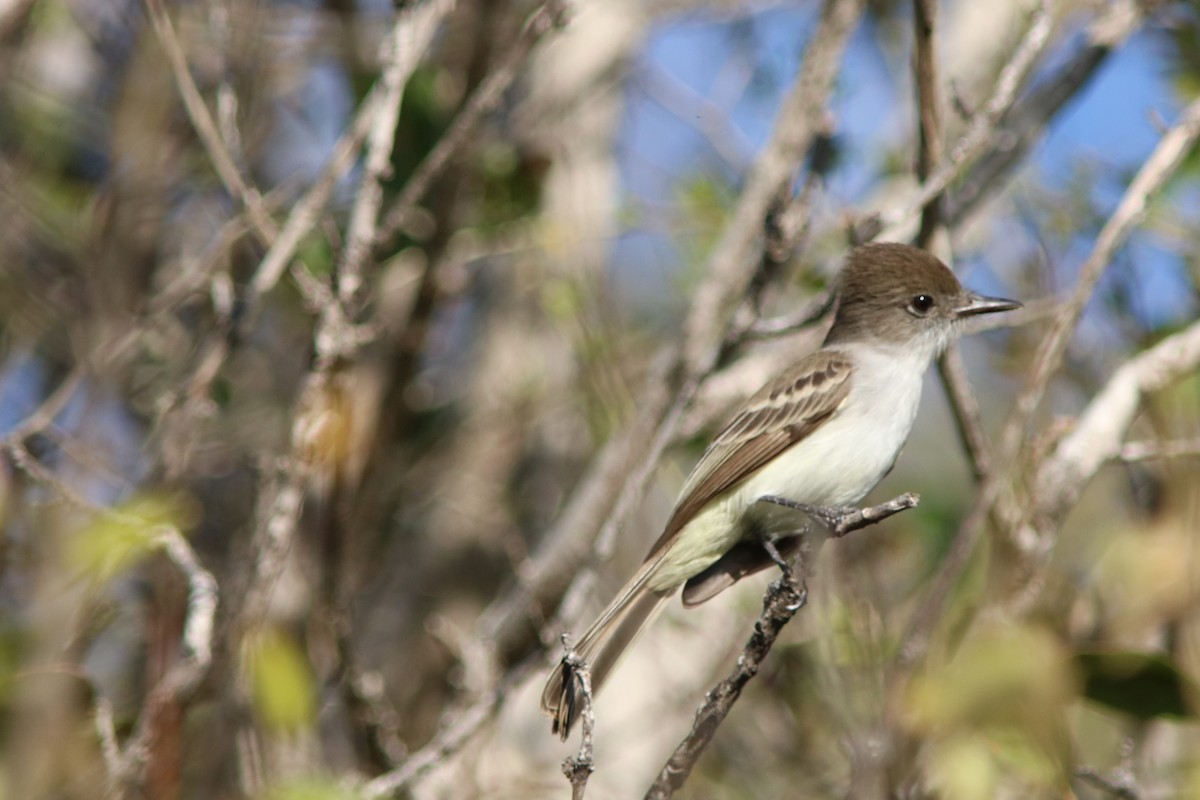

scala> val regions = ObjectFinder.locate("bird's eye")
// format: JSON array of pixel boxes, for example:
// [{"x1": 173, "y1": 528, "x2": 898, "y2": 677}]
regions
[{"x1": 908, "y1": 294, "x2": 935, "y2": 316}]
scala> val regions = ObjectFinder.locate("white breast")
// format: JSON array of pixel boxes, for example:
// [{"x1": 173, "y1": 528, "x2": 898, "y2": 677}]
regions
[{"x1": 650, "y1": 342, "x2": 931, "y2": 589}]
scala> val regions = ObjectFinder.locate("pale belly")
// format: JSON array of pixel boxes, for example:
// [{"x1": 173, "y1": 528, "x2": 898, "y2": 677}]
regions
[{"x1": 649, "y1": 345, "x2": 925, "y2": 591}]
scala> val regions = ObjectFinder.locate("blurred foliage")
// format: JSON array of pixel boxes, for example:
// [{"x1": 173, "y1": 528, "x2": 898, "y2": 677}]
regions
[
  {"x1": 905, "y1": 623, "x2": 1076, "y2": 798},
  {"x1": 260, "y1": 777, "x2": 362, "y2": 800},
  {"x1": 0, "y1": 0, "x2": 1198, "y2": 797},
  {"x1": 70, "y1": 492, "x2": 199, "y2": 585},
  {"x1": 247, "y1": 627, "x2": 318, "y2": 734},
  {"x1": 1076, "y1": 650, "x2": 1199, "y2": 721}
]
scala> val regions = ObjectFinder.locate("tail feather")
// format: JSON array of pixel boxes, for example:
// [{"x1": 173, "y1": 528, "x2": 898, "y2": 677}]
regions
[{"x1": 540, "y1": 555, "x2": 673, "y2": 739}]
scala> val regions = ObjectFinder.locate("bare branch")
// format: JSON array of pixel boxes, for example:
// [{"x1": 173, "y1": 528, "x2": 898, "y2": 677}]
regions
[
  {"x1": 1000, "y1": 95, "x2": 1200, "y2": 473},
  {"x1": 945, "y1": 0, "x2": 1143, "y2": 228},
  {"x1": 1118, "y1": 437, "x2": 1200, "y2": 462},
  {"x1": 245, "y1": 87, "x2": 385, "y2": 302},
  {"x1": 338, "y1": 0, "x2": 458, "y2": 309},
  {"x1": 1, "y1": 369, "x2": 82, "y2": 444},
  {"x1": 360, "y1": 662, "x2": 536, "y2": 799},
  {"x1": 1074, "y1": 765, "x2": 1141, "y2": 800},
  {"x1": 684, "y1": 0, "x2": 865, "y2": 373},
  {"x1": 1038, "y1": 317, "x2": 1200, "y2": 519},
  {"x1": 90, "y1": 527, "x2": 218, "y2": 795},
  {"x1": 559, "y1": 644, "x2": 596, "y2": 800},
  {"x1": 482, "y1": 0, "x2": 866, "y2": 667},
  {"x1": 895, "y1": 96, "x2": 1200, "y2": 673},
  {"x1": 859, "y1": 0, "x2": 1053, "y2": 244},
  {"x1": 142, "y1": 0, "x2": 275, "y2": 239},
  {"x1": 643, "y1": 494, "x2": 918, "y2": 799},
  {"x1": 374, "y1": 0, "x2": 571, "y2": 252}
]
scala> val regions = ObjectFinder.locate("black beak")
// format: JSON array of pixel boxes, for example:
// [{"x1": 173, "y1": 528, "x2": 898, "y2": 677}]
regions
[{"x1": 954, "y1": 291, "x2": 1022, "y2": 318}]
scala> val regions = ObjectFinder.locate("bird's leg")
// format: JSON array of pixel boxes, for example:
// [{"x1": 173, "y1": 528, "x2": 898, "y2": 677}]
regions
[
  {"x1": 758, "y1": 494, "x2": 859, "y2": 533},
  {"x1": 759, "y1": 536, "x2": 792, "y2": 577},
  {"x1": 758, "y1": 535, "x2": 807, "y2": 609}
]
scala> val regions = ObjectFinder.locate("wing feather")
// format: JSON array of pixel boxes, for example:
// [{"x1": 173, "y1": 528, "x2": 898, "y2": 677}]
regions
[{"x1": 646, "y1": 350, "x2": 853, "y2": 558}]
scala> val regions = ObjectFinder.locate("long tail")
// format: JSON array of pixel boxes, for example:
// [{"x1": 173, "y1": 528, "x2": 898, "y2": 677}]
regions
[{"x1": 540, "y1": 555, "x2": 674, "y2": 739}]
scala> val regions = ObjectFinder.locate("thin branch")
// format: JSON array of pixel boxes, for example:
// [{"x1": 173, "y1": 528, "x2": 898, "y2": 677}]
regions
[
  {"x1": 643, "y1": 494, "x2": 918, "y2": 799},
  {"x1": 142, "y1": 0, "x2": 275, "y2": 240},
  {"x1": 895, "y1": 95, "x2": 1200, "y2": 674},
  {"x1": 245, "y1": 86, "x2": 385, "y2": 302},
  {"x1": 107, "y1": 528, "x2": 217, "y2": 792},
  {"x1": 235, "y1": 457, "x2": 309, "y2": 633},
  {"x1": 95, "y1": 697, "x2": 122, "y2": 784},
  {"x1": 373, "y1": 0, "x2": 570, "y2": 252},
  {"x1": 937, "y1": 349, "x2": 994, "y2": 478},
  {"x1": 559, "y1": 645, "x2": 595, "y2": 800},
  {"x1": 1118, "y1": 437, "x2": 1200, "y2": 462},
  {"x1": 909, "y1": 0, "x2": 994, "y2": 482},
  {"x1": 911, "y1": 0, "x2": 944, "y2": 248},
  {"x1": 481, "y1": 0, "x2": 866, "y2": 667},
  {"x1": 338, "y1": 0, "x2": 458, "y2": 309},
  {"x1": 857, "y1": 0, "x2": 1053, "y2": 244},
  {"x1": 1073, "y1": 765, "x2": 1141, "y2": 800},
  {"x1": 945, "y1": 0, "x2": 1143, "y2": 229},
  {"x1": 1038, "y1": 317, "x2": 1200, "y2": 519},
  {"x1": 360, "y1": 661, "x2": 537, "y2": 799},
  {"x1": 1, "y1": 369, "x2": 82, "y2": 444},
  {"x1": 998, "y1": 96, "x2": 1200, "y2": 474},
  {"x1": 684, "y1": 0, "x2": 864, "y2": 374},
  {"x1": 742, "y1": 290, "x2": 835, "y2": 339}
]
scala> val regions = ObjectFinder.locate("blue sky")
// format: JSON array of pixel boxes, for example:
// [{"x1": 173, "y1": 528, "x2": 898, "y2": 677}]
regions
[{"x1": 610, "y1": 5, "x2": 1197, "y2": 329}]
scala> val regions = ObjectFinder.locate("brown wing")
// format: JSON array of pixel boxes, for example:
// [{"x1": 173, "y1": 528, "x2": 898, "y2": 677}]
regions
[{"x1": 646, "y1": 350, "x2": 853, "y2": 558}]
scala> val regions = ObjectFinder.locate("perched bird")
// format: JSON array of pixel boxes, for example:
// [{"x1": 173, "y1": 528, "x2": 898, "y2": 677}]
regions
[{"x1": 541, "y1": 242, "x2": 1021, "y2": 738}]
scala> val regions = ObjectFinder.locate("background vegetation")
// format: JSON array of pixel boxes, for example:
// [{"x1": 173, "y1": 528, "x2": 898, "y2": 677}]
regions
[{"x1": 0, "y1": 0, "x2": 1198, "y2": 797}]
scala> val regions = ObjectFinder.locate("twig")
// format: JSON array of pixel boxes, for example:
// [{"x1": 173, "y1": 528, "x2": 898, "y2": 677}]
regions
[
  {"x1": 945, "y1": 0, "x2": 1143, "y2": 229},
  {"x1": 894, "y1": 95, "x2": 1200, "y2": 674},
  {"x1": 684, "y1": 0, "x2": 864, "y2": 374},
  {"x1": 742, "y1": 290, "x2": 835, "y2": 339},
  {"x1": 1038, "y1": 317, "x2": 1200, "y2": 520},
  {"x1": 245, "y1": 86, "x2": 385, "y2": 303},
  {"x1": 632, "y1": 57, "x2": 754, "y2": 173},
  {"x1": 142, "y1": 0, "x2": 276, "y2": 241},
  {"x1": 643, "y1": 494, "x2": 918, "y2": 799},
  {"x1": 95, "y1": 697, "x2": 122, "y2": 784},
  {"x1": 1073, "y1": 765, "x2": 1140, "y2": 800},
  {"x1": 151, "y1": 527, "x2": 218, "y2": 695},
  {"x1": 235, "y1": 457, "x2": 309, "y2": 633},
  {"x1": 1118, "y1": 437, "x2": 1200, "y2": 462},
  {"x1": 374, "y1": 0, "x2": 571, "y2": 252},
  {"x1": 908, "y1": 0, "x2": 994, "y2": 483},
  {"x1": 482, "y1": 0, "x2": 865, "y2": 673},
  {"x1": 1, "y1": 368, "x2": 82, "y2": 445},
  {"x1": 999, "y1": 95, "x2": 1200, "y2": 476},
  {"x1": 911, "y1": 0, "x2": 944, "y2": 248},
  {"x1": 857, "y1": 0, "x2": 1053, "y2": 244},
  {"x1": 338, "y1": 0, "x2": 458, "y2": 309},
  {"x1": 559, "y1": 644, "x2": 595, "y2": 800},
  {"x1": 360, "y1": 660, "x2": 537, "y2": 798},
  {"x1": 71, "y1": 525, "x2": 218, "y2": 797}
]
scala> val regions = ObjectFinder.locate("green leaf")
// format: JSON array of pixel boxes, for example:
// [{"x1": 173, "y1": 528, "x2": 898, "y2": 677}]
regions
[
  {"x1": 71, "y1": 492, "x2": 199, "y2": 584},
  {"x1": 1075, "y1": 650, "x2": 1198, "y2": 720},
  {"x1": 247, "y1": 628, "x2": 317, "y2": 733}
]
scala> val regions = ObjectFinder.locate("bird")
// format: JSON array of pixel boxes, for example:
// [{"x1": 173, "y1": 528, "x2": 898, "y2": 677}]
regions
[{"x1": 540, "y1": 242, "x2": 1021, "y2": 738}]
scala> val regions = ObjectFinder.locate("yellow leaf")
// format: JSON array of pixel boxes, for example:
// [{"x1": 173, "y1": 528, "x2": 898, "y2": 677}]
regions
[
  {"x1": 70, "y1": 492, "x2": 198, "y2": 583},
  {"x1": 246, "y1": 628, "x2": 316, "y2": 733}
]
